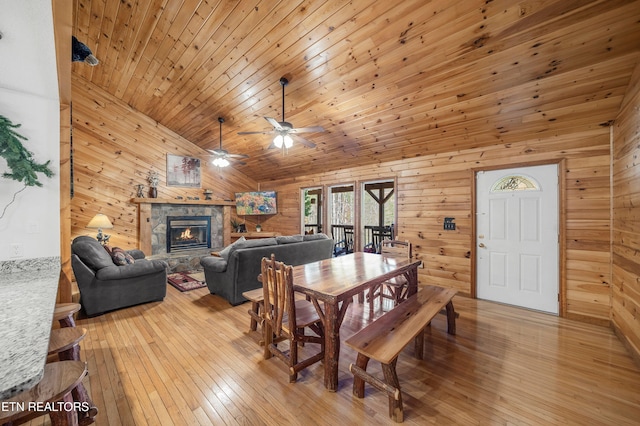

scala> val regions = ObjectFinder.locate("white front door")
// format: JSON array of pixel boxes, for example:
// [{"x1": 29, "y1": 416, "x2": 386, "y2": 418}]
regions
[{"x1": 476, "y1": 164, "x2": 559, "y2": 314}]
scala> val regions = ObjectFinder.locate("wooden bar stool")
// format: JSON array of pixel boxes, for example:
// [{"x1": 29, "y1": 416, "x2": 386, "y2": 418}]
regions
[
  {"x1": 53, "y1": 303, "x2": 81, "y2": 328},
  {"x1": 0, "y1": 361, "x2": 88, "y2": 426},
  {"x1": 242, "y1": 288, "x2": 264, "y2": 333},
  {"x1": 49, "y1": 327, "x2": 87, "y2": 362},
  {"x1": 47, "y1": 328, "x2": 98, "y2": 424}
]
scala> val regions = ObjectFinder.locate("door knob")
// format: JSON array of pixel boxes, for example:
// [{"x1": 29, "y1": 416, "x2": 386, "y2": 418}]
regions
[{"x1": 478, "y1": 243, "x2": 486, "y2": 248}]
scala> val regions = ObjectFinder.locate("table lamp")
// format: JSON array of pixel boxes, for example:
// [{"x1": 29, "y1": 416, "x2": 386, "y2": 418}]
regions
[{"x1": 87, "y1": 213, "x2": 114, "y2": 244}]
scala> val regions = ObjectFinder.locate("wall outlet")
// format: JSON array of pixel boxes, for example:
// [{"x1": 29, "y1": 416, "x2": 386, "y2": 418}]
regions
[
  {"x1": 10, "y1": 243, "x2": 23, "y2": 258},
  {"x1": 443, "y1": 217, "x2": 456, "y2": 230}
]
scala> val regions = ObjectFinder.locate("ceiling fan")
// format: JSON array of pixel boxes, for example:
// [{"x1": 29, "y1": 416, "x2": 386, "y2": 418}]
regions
[
  {"x1": 238, "y1": 77, "x2": 324, "y2": 150},
  {"x1": 207, "y1": 117, "x2": 249, "y2": 167}
]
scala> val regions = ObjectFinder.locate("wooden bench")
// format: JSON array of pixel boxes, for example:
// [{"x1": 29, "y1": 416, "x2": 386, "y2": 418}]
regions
[{"x1": 344, "y1": 285, "x2": 457, "y2": 423}]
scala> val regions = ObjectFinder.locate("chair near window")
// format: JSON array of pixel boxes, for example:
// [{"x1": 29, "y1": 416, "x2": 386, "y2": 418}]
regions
[
  {"x1": 261, "y1": 254, "x2": 325, "y2": 383},
  {"x1": 332, "y1": 224, "x2": 354, "y2": 256},
  {"x1": 368, "y1": 240, "x2": 412, "y2": 315}
]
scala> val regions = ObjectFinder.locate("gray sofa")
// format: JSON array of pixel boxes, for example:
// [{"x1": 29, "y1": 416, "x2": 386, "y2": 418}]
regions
[
  {"x1": 71, "y1": 236, "x2": 168, "y2": 316},
  {"x1": 200, "y1": 234, "x2": 334, "y2": 305}
]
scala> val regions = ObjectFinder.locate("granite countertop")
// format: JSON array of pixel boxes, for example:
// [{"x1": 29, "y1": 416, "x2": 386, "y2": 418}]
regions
[{"x1": 0, "y1": 258, "x2": 61, "y2": 400}]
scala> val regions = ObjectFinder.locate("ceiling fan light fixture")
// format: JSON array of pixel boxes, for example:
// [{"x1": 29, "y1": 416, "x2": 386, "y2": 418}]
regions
[
  {"x1": 284, "y1": 135, "x2": 293, "y2": 148},
  {"x1": 273, "y1": 135, "x2": 283, "y2": 148},
  {"x1": 212, "y1": 157, "x2": 230, "y2": 168},
  {"x1": 273, "y1": 134, "x2": 293, "y2": 149}
]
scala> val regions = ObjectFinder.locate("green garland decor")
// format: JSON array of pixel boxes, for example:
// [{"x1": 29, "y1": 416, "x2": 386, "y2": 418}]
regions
[{"x1": 0, "y1": 114, "x2": 54, "y2": 187}]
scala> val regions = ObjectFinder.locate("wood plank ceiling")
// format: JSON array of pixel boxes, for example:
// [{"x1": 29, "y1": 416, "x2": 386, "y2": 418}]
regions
[{"x1": 72, "y1": 0, "x2": 640, "y2": 182}]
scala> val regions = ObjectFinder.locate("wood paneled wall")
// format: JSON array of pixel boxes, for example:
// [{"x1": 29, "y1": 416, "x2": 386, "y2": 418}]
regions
[
  {"x1": 69, "y1": 75, "x2": 257, "y2": 249},
  {"x1": 263, "y1": 129, "x2": 612, "y2": 323},
  {"x1": 612, "y1": 62, "x2": 640, "y2": 361}
]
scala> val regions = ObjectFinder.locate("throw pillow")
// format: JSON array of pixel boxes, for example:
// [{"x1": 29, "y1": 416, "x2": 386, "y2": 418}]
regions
[
  {"x1": 218, "y1": 236, "x2": 246, "y2": 260},
  {"x1": 110, "y1": 247, "x2": 136, "y2": 266}
]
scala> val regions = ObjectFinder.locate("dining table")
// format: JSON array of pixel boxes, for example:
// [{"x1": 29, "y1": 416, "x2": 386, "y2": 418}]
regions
[{"x1": 291, "y1": 252, "x2": 422, "y2": 391}]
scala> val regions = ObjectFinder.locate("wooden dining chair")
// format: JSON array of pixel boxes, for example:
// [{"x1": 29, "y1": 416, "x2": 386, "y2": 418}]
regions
[
  {"x1": 368, "y1": 239, "x2": 412, "y2": 315},
  {"x1": 261, "y1": 254, "x2": 325, "y2": 383}
]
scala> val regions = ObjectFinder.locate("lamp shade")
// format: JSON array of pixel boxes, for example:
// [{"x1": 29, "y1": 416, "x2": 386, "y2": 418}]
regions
[{"x1": 87, "y1": 213, "x2": 114, "y2": 229}]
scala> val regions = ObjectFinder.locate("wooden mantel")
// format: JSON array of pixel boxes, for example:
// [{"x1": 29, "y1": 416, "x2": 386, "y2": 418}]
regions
[
  {"x1": 131, "y1": 197, "x2": 235, "y2": 206},
  {"x1": 132, "y1": 198, "x2": 232, "y2": 254}
]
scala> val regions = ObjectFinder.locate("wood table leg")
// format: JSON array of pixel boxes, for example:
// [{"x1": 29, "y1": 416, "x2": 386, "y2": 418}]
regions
[
  {"x1": 404, "y1": 266, "x2": 419, "y2": 298},
  {"x1": 323, "y1": 301, "x2": 340, "y2": 391}
]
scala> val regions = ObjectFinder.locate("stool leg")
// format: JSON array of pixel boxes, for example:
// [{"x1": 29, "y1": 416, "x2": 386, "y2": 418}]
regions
[
  {"x1": 56, "y1": 343, "x2": 98, "y2": 423},
  {"x1": 59, "y1": 315, "x2": 76, "y2": 328},
  {"x1": 48, "y1": 391, "x2": 79, "y2": 426},
  {"x1": 72, "y1": 382, "x2": 98, "y2": 424},
  {"x1": 248, "y1": 301, "x2": 259, "y2": 332}
]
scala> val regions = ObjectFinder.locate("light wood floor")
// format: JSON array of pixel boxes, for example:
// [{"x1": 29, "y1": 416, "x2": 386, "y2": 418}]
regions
[{"x1": 32, "y1": 285, "x2": 640, "y2": 425}]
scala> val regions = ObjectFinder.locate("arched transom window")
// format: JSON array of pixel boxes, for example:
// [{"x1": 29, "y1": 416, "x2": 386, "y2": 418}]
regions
[{"x1": 490, "y1": 175, "x2": 540, "y2": 192}]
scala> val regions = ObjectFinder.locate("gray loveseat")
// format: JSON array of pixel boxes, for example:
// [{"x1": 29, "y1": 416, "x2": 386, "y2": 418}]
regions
[
  {"x1": 200, "y1": 234, "x2": 334, "y2": 305},
  {"x1": 71, "y1": 236, "x2": 168, "y2": 316}
]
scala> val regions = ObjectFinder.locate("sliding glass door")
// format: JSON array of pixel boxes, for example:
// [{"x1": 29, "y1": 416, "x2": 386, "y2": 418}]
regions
[
  {"x1": 361, "y1": 180, "x2": 395, "y2": 253},
  {"x1": 301, "y1": 187, "x2": 323, "y2": 234},
  {"x1": 329, "y1": 184, "x2": 354, "y2": 256}
]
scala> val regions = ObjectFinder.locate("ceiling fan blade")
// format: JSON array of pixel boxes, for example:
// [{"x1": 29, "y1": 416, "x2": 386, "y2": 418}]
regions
[
  {"x1": 237, "y1": 130, "x2": 274, "y2": 135},
  {"x1": 264, "y1": 117, "x2": 284, "y2": 131},
  {"x1": 267, "y1": 141, "x2": 278, "y2": 149},
  {"x1": 227, "y1": 153, "x2": 250, "y2": 159},
  {"x1": 291, "y1": 134, "x2": 316, "y2": 148},
  {"x1": 289, "y1": 126, "x2": 325, "y2": 134}
]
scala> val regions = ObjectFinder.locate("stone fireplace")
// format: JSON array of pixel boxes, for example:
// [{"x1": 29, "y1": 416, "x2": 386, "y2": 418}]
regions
[
  {"x1": 166, "y1": 216, "x2": 211, "y2": 253},
  {"x1": 150, "y1": 204, "x2": 223, "y2": 256},
  {"x1": 132, "y1": 198, "x2": 233, "y2": 272}
]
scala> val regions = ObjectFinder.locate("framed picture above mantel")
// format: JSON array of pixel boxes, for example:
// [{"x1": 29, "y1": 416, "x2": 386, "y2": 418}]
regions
[{"x1": 167, "y1": 154, "x2": 201, "y2": 187}]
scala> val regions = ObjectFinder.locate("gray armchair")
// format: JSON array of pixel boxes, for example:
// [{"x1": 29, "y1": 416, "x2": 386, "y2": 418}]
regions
[{"x1": 71, "y1": 236, "x2": 167, "y2": 316}]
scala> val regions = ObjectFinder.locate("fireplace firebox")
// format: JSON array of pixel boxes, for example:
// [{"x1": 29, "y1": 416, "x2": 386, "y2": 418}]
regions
[{"x1": 166, "y1": 216, "x2": 211, "y2": 253}]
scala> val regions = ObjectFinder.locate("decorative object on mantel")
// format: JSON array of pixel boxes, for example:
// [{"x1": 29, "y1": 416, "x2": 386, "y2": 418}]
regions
[
  {"x1": 147, "y1": 170, "x2": 159, "y2": 198},
  {"x1": 0, "y1": 114, "x2": 54, "y2": 220},
  {"x1": 86, "y1": 213, "x2": 114, "y2": 245},
  {"x1": 136, "y1": 184, "x2": 145, "y2": 198},
  {"x1": 167, "y1": 154, "x2": 201, "y2": 187},
  {"x1": 203, "y1": 189, "x2": 213, "y2": 200},
  {"x1": 230, "y1": 218, "x2": 242, "y2": 233},
  {"x1": 256, "y1": 224, "x2": 262, "y2": 232}
]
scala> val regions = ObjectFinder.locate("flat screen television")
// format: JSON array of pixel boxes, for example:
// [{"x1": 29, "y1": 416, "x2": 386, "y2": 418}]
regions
[{"x1": 235, "y1": 191, "x2": 277, "y2": 215}]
